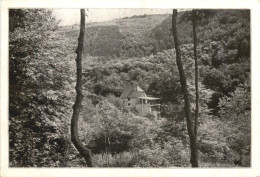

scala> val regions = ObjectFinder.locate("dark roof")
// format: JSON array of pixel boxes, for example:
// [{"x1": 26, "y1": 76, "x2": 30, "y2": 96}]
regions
[
  {"x1": 120, "y1": 83, "x2": 134, "y2": 98},
  {"x1": 128, "y1": 90, "x2": 146, "y2": 98},
  {"x1": 120, "y1": 83, "x2": 146, "y2": 99}
]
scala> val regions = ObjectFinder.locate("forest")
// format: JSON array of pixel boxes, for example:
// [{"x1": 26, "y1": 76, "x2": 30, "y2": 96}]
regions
[{"x1": 9, "y1": 9, "x2": 250, "y2": 167}]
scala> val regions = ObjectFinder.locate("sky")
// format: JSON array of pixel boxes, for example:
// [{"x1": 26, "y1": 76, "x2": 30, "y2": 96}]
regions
[{"x1": 52, "y1": 9, "x2": 172, "y2": 26}]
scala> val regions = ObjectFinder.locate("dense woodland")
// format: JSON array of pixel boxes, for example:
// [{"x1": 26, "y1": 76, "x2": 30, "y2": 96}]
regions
[{"x1": 9, "y1": 9, "x2": 250, "y2": 167}]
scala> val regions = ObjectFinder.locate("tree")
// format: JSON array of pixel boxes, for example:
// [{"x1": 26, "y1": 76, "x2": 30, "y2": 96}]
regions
[
  {"x1": 192, "y1": 9, "x2": 199, "y2": 139},
  {"x1": 71, "y1": 9, "x2": 93, "y2": 167},
  {"x1": 218, "y1": 80, "x2": 250, "y2": 166},
  {"x1": 9, "y1": 9, "x2": 73, "y2": 167},
  {"x1": 171, "y1": 9, "x2": 198, "y2": 167}
]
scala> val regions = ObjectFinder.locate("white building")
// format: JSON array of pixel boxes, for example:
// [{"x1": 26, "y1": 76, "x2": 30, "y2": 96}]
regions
[{"x1": 120, "y1": 83, "x2": 160, "y2": 117}]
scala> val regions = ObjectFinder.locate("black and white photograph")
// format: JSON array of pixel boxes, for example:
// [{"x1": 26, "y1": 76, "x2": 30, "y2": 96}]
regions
[{"x1": 1, "y1": 0, "x2": 260, "y2": 176}]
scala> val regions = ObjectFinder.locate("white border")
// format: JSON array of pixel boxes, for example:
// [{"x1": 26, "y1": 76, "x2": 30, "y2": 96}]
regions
[{"x1": 1, "y1": 0, "x2": 260, "y2": 176}]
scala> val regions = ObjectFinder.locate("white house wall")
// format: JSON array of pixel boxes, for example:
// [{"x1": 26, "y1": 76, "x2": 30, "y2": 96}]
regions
[
  {"x1": 122, "y1": 98, "x2": 138, "y2": 108},
  {"x1": 121, "y1": 95, "x2": 158, "y2": 117},
  {"x1": 136, "y1": 103, "x2": 151, "y2": 116},
  {"x1": 129, "y1": 98, "x2": 138, "y2": 108}
]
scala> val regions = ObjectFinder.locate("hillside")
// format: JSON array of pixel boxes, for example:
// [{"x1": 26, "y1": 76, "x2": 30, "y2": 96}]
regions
[
  {"x1": 9, "y1": 9, "x2": 250, "y2": 168},
  {"x1": 79, "y1": 9, "x2": 250, "y2": 167},
  {"x1": 62, "y1": 14, "x2": 170, "y2": 58},
  {"x1": 78, "y1": 10, "x2": 250, "y2": 113},
  {"x1": 62, "y1": 10, "x2": 249, "y2": 62}
]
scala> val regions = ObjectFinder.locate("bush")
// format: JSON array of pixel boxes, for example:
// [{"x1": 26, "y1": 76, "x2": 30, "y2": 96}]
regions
[{"x1": 93, "y1": 145, "x2": 177, "y2": 167}]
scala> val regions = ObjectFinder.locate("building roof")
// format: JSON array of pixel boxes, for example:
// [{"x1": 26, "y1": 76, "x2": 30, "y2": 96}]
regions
[
  {"x1": 120, "y1": 83, "x2": 146, "y2": 99},
  {"x1": 120, "y1": 83, "x2": 134, "y2": 98},
  {"x1": 128, "y1": 90, "x2": 146, "y2": 98}
]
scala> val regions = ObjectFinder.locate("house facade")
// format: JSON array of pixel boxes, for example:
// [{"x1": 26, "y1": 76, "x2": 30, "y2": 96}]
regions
[{"x1": 120, "y1": 83, "x2": 160, "y2": 117}]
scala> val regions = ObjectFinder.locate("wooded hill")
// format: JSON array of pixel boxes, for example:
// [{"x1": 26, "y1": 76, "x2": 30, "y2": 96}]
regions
[{"x1": 9, "y1": 9, "x2": 250, "y2": 167}]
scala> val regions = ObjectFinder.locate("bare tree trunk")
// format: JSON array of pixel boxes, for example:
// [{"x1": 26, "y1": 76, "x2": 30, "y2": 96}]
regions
[
  {"x1": 71, "y1": 9, "x2": 93, "y2": 167},
  {"x1": 192, "y1": 9, "x2": 199, "y2": 140},
  {"x1": 171, "y1": 9, "x2": 198, "y2": 167}
]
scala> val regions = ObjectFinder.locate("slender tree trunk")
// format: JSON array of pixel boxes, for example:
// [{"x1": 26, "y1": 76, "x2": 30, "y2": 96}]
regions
[
  {"x1": 192, "y1": 9, "x2": 199, "y2": 140},
  {"x1": 71, "y1": 9, "x2": 93, "y2": 167},
  {"x1": 171, "y1": 9, "x2": 198, "y2": 167}
]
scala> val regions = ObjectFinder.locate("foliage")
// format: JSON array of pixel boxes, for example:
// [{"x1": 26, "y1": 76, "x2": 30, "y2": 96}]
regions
[
  {"x1": 92, "y1": 141, "x2": 191, "y2": 167},
  {"x1": 81, "y1": 100, "x2": 163, "y2": 154},
  {"x1": 9, "y1": 9, "x2": 76, "y2": 167},
  {"x1": 218, "y1": 81, "x2": 251, "y2": 166},
  {"x1": 9, "y1": 9, "x2": 250, "y2": 167}
]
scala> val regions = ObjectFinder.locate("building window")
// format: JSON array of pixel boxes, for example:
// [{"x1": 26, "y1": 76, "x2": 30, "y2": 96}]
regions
[
  {"x1": 128, "y1": 103, "x2": 130, "y2": 106},
  {"x1": 128, "y1": 98, "x2": 130, "y2": 101}
]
